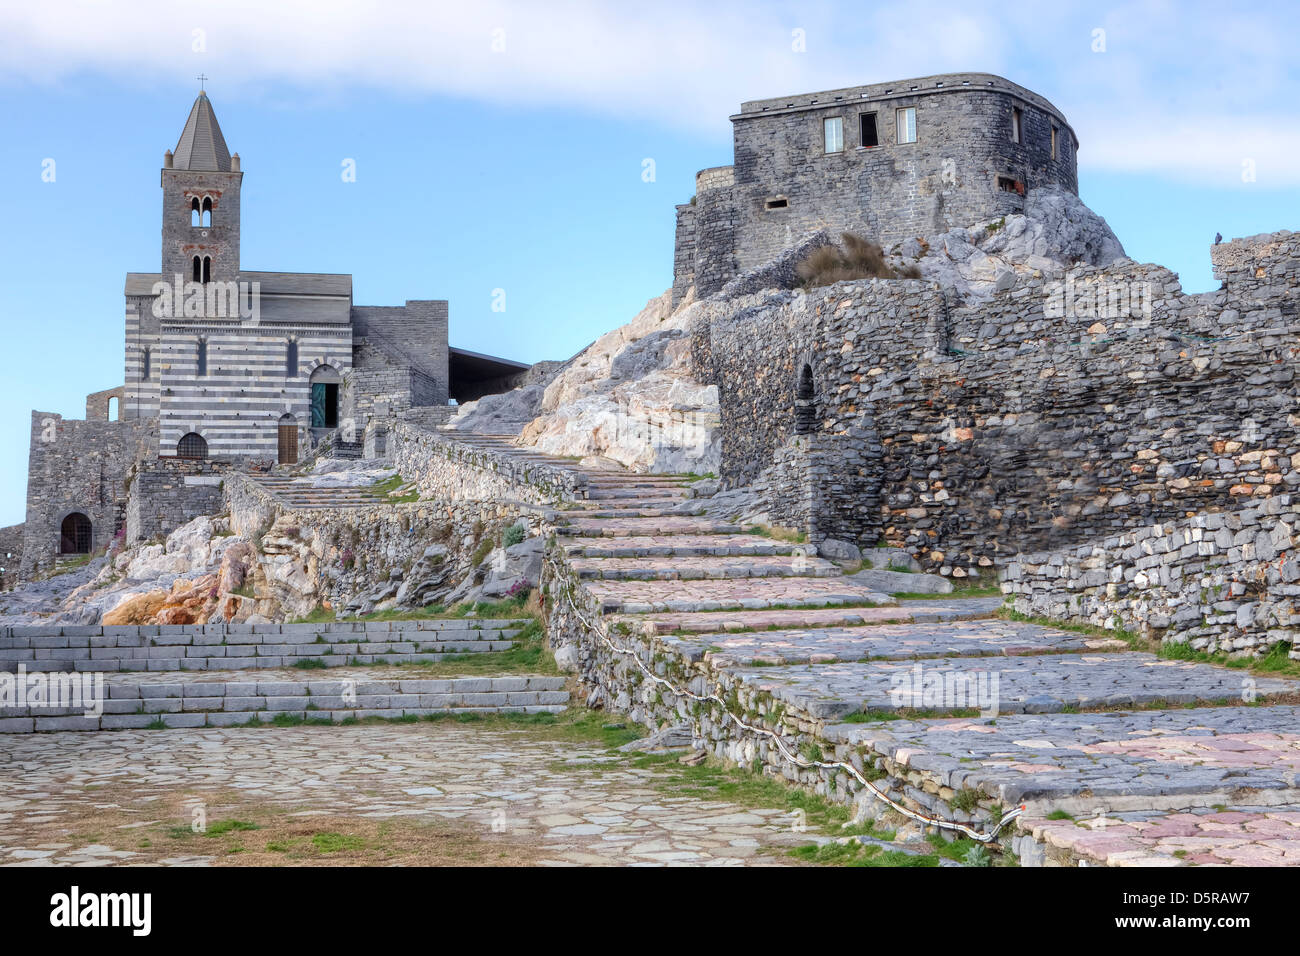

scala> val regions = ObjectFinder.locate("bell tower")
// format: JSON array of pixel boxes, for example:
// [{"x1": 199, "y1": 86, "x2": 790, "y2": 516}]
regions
[{"x1": 161, "y1": 86, "x2": 241, "y2": 284}]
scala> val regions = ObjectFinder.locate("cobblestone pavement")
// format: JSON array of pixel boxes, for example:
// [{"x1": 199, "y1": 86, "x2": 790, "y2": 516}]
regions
[{"x1": 0, "y1": 724, "x2": 825, "y2": 867}]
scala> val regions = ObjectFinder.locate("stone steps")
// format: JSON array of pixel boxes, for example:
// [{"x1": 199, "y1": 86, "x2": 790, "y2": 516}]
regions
[
  {"x1": 584, "y1": 577, "x2": 893, "y2": 614},
  {"x1": 724, "y1": 653, "x2": 1295, "y2": 721},
  {"x1": 0, "y1": 619, "x2": 529, "y2": 673},
  {"x1": 570, "y1": 554, "x2": 840, "y2": 581},
  {"x1": 0, "y1": 669, "x2": 569, "y2": 733},
  {"x1": 558, "y1": 517, "x2": 744, "y2": 537},
  {"x1": 252, "y1": 478, "x2": 386, "y2": 509},
  {"x1": 566, "y1": 533, "x2": 806, "y2": 558}
]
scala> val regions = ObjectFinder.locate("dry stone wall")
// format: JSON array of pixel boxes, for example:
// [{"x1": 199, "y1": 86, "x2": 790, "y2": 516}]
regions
[
  {"x1": 1004, "y1": 495, "x2": 1300, "y2": 656},
  {"x1": 689, "y1": 231, "x2": 1300, "y2": 576}
]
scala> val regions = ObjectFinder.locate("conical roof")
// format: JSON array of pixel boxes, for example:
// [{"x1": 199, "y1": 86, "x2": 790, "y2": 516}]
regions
[{"x1": 172, "y1": 91, "x2": 232, "y2": 171}]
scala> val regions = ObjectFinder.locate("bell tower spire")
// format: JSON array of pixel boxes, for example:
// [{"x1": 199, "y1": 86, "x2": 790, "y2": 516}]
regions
[{"x1": 161, "y1": 87, "x2": 242, "y2": 284}]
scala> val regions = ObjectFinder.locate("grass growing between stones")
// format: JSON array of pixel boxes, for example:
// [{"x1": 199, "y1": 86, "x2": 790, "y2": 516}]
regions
[
  {"x1": 368, "y1": 473, "x2": 420, "y2": 503},
  {"x1": 347, "y1": 618, "x2": 560, "y2": 677},
  {"x1": 893, "y1": 586, "x2": 1002, "y2": 600}
]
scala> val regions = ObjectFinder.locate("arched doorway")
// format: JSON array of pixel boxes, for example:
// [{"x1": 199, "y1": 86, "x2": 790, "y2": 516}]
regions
[
  {"x1": 177, "y1": 432, "x2": 208, "y2": 459},
  {"x1": 277, "y1": 414, "x2": 298, "y2": 464},
  {"x1": 310, "y1": 365, "x2": 340, "y2": 429},
  {"x1": 60, "y1": 513, "x2": 92, "y2": 555}
]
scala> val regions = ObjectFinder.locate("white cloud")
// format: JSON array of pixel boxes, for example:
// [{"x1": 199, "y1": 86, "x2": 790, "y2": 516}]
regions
[{"x1": 0, "y1": 0, "x2": 1296, "y2": 182}]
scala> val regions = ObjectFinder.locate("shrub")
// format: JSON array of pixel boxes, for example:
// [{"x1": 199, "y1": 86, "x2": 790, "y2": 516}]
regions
[
  {"x1": 502, "y1": 522, "x2": 527, "y2": 548},
  {"x1": 796, "y1": 232, "x2": 921, "y2": 287}
]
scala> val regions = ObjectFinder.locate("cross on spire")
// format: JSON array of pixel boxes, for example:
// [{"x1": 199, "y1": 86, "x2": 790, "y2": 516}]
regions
[{"x1": 197, "y1": 73, "x2": 208, "y2": 92}]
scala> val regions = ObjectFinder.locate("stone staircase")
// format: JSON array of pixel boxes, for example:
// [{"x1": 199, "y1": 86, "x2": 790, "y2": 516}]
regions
[
  {"x1": 484, "y1": 442, "x2": 1300, "y2": 867},
  {"x1": 0, "y1": 617, "x2": 571, "y2": 732},
  {"x1": 251, "y1": 475, "x2": 388, "y2": 510}
]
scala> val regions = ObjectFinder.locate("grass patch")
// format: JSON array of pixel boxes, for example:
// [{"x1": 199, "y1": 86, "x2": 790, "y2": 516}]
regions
[
  {"x1": 893, "y1": 586, "x2": 1002, "y2": 600},
  {"x1": 796, "y1": 232, "x2": 921, "y2": 287},
  {"x1": 291, "y1": 658, "x2": 329, "y2": 670},
  {"x1": 204, "y1": 819, "x2": 261, "y2": 838},
  {"x1": 744, "y1": 523, "x2": 808, "y2": 544},
  {"x1": 368, "y1": 473, "x2": 420, "y2": 503}
]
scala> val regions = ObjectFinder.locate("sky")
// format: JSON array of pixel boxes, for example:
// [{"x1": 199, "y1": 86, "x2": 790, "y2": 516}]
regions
[{"x1": 0, "y1": 0, "x2": 1297, "y2": 525}]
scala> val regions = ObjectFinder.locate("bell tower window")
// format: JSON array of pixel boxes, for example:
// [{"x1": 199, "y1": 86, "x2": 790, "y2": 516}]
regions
[
  {"x1": 201, "y1": 196, "x2": 212, "y2": 226},
  {"x1": 192, "y1": 256, "x2": 201, "y2": 282},
  {"x1": 190, "y1": 197, "x2": 201, "y2": 226}
]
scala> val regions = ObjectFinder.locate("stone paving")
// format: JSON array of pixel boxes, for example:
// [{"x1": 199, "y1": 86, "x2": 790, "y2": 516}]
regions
[
  {"x1": 0, "y1": 724, "x2": 827, "y2": 867},
  {"x1": 823, "y1": 707, "x2": 1300, "y2": 809},
  {"x1": 726, "y1": 653, "x2": 1294, "y2": 719},
  {"x1": 1018, "y1": 804, "x2": 1300, "y2": 867},
  {"x1": 663, "y1": 618, "x2": 1127, "y2": 664}
]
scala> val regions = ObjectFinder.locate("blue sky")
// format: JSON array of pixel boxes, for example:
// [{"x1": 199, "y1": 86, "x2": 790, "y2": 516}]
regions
[{"x1": 0, "y1": 0, "x2": 1297, "y2": 525}]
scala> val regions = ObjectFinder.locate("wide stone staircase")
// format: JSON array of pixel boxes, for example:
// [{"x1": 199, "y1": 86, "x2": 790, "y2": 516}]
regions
[
  {"x1": 502, "y1": 443, "x2": 1300, "y2": 867},
  {"x1": 0, "y1": 617, "x2": 570, "y2": 731},
  {"x1": 251, "y1": 475, "x2": 387, "y2": 510}
]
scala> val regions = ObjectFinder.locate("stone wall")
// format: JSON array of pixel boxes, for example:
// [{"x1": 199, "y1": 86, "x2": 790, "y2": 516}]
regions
[
  {"x1": 20, "y1": 412, "x2": 156, "y2": 577},
  {"x1": 0, "y1": 524, "x2": 24, "y2": 590},
  {"x1": 677, "y1": 72, "x2": 1079, "y2": 298},
  {"x1": 391, "y1": 424, "x2": 589, "y2": 505},
  {"x1": 125, "y1": 458, "x2": 230, "y2": 545},
  {"x1": 1004, "y1": 495, "x2": 1300, "y2": 656},
  {"x1": 688, "y1": 231, "x2": 1300, "y2": 575}
]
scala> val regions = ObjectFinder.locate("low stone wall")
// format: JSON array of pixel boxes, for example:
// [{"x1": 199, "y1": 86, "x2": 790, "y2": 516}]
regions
[
  {"x1": 1004, "y1": 495, "x2": 1300, "y2": 655},
  {"x1": 391, "y1": 423, "x2": 588, "y2": 505},
  {"x1": 126, "y1": 458, "x2": 229, "y2": 544}
]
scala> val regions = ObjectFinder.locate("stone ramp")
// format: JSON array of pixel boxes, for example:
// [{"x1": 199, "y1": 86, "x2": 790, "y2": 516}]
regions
[
  {"x1": 0, "y1": 667, "x2": 569, "y2": 733},
  {"x1": 0, "y1": 619, "x2": 529, "y2": 673}
]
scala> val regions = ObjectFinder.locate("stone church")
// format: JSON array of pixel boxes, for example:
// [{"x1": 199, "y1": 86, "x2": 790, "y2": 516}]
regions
[{"x1": 13, "y1": 90, "x2": 529, "y2": 577}]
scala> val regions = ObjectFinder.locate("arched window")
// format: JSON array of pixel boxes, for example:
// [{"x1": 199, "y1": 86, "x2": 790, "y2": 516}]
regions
[
  {"x1": 196, "y1": 338, "x2": 207, "y2": 376},
  {"x1": 107, "y1": 396, "x2": 119, "y2": 421},
  {"x1": 191, "y1": 197, "x2": 201, "y2": 227},
  {"x1": 60, "y1": 513, "x2": 92, "y2": 555},
  {"x1": 202, "y1": 256, "x2": 212, "y2": 283},
  {"x1": 201, "y1": 196, "x2": 213, "y2": 227},
  {"x1": 286, "y1": 340, "x2": 298, "y2": 378},
  {"x1": 192, "y1": 256, "x2": 202, "y2": 282},
  {"x1": 177, "y1": 432, "x2": 208, "y2": 459},
  {"x1": 794, "y1": 363, "x2": 818, "y2": 434}
]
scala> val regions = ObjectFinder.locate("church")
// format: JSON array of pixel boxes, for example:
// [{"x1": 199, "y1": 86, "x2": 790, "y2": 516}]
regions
[{"x1": 14, "y1": 89, "x2": 529, "y2": 577}]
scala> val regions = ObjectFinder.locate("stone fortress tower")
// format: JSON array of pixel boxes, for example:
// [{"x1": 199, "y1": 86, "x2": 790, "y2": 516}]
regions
[{"x1": 672, "y1": 72, "x2": 1079, "y2": 303}]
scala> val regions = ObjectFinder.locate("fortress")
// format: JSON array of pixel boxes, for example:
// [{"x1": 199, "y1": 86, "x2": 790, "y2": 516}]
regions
[{"x1": 672, "y1": 72, "x2": 1078, "y2": 302}]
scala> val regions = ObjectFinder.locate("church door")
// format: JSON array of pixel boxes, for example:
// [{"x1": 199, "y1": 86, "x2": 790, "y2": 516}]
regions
[{"x1": 277, "y1": 417, "x2": 298, "y2": 464}]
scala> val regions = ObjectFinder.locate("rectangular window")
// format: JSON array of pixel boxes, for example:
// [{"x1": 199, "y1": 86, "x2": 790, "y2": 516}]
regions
[
  {"x1": 286, "y1": 340, "x2": 298, "y2": 378},
  {"x1": 142, "y1": 347, "x2": 151, "y2": 381},
  {"x1": 1051, "y1": 125, "x2": 1058, "y2": 159},
  {"x1": 896, "y1": 107, "x2": 917, "y2": 144},
  {"x1": 1012, "y1": 107, "x2": 1022, "y2": 144},
  {"x1": 823, "y1": 116, "x2": 844, "y2": 153},
  {"x1": 197, "y1": 339, "x2": 207, "y2": 377},
  {"x1": 859, "y1": 112, "x2": 879, "y2": 148}
]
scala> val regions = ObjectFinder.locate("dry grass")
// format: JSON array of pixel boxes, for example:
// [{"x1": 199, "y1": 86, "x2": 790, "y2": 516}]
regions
[{"x1": 796, "y1": 233, "x2": 921, "y2": 287}]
